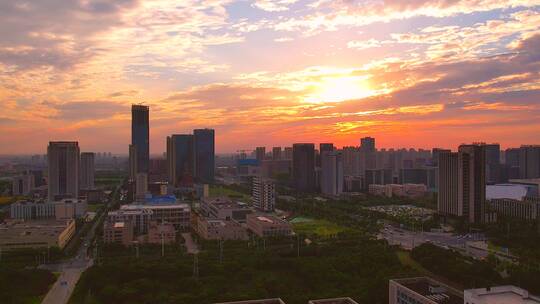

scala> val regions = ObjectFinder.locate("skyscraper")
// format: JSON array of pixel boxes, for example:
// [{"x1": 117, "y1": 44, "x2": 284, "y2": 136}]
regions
[
  {"x1": 167, "y1": 134, "x2": 194, "y2": 186},
  {"x1": 293, "y1": 143, "x2": 315, "y2": 192},
  {"x1": 438, "y1": 151, "x2": 459, "y2": 216},
  {"x1": 48, "y1": 141, "x2": 80, "y2": 201},
  {"x1": 80, "y1": 152, "x2": 95, "y2": 190},
  {"x1": 321, "y1": 151, "x2": 343, "y2": 196},
  {"x1": 360, "y1": 137, "x2": 375, "y2": 152},
  {"x1": 128, "y1": 144, "x2": 138, "y2": 181},
  {"x1": 131, "y1": 104, "x2": 149, "y2": 174},
  {"x1": 194, "y1": 129, "x2": 215, "y2": 183},
  {"x1": 438, "y1": 144, "x2": 487, "y2": 223},
  {"x1": 318, "y1": 143, "x2": 334, "y2": 167},
  {"x1": 458, "y1": 144, "x2": 486, "y2": 224},
  {"x1": 360, "y1": 137, "x2": 376, "y2": 170},
  {"x1": 519, "y1": 145, "x2": 540, "y2": 179},
  {"x1": 485, "y1": 143, "x2": 500, "y2": 183}
]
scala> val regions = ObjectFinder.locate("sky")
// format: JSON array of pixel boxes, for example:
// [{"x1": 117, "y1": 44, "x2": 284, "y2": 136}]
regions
[{"x1": 1, "y1": 0, "x2": 540, "y2": 154}]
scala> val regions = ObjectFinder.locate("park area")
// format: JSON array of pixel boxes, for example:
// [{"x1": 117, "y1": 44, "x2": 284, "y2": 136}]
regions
[{"x1": 290, "y1": 217, "x2": 350, "y2": 237}]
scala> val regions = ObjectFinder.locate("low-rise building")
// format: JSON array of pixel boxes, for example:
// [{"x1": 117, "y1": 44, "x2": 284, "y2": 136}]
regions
[
  {"x1": 389, "y1": 277, "x2": 463, "y2": 304},
  {"x1": 488, "y1": 197, "x2": 540, "y2": 221},
  {"x1": 147, "y1": 221, "x2": 176, "y2": 244},
  {"x1": 246, "y1": 214, "x2": 292, "y2": 238},
  {"x1": 464, "y1": 286, "x2": 540, "y2": 304},
  {"x1": 215, "y1": 299, "x2": 285, "y2": 304},
  {"x1": 10, "y1": 198, "x2": 87, "y2": 220},
  {"x1": 107, "y1": 208, "x2": 153, "y2": 235},
  {"x1": 103, "y1": 220, "x2": 134, "y2": 246},
  {"x1": 119, "y1": 202, "x2": 191, "y2": 231},
  {"x1": 201, "y1": 197, "x2": 252, "y2": 222},
  {"x1": 54, "y1": 198, "x2": 87, "y2": 220},
  {"x1": 196, "y1": 215, "x2": 248, "y2": 240},
  {"x1": 0, "y1": 219, "x2": 75, "y2": 250}
]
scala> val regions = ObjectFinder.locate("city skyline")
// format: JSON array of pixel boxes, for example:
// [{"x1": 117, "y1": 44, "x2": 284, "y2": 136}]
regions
[{"x1": 1, "y1": 1, "x2": 540, "y2": 154}]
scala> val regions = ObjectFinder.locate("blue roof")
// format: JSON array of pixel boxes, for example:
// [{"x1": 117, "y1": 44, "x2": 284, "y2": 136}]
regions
[{"x1": 145, "y1": 195, "x2": 177, "y2": 205}]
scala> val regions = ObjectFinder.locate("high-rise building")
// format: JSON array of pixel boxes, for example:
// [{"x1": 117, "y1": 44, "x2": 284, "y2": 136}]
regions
[
  {"x1": 321, "y1": 151, "x2": 343, "y2": 196},
  {"x1": 519, "y1": 145, "x2": 540, "y2": 179},
  {"x1": 283, "y1": 147, "x2": 293, "y2": 160},
  {"x1": 272, "y1": 147, "x2": 281, "y2": 160},
  {"x1": 318, "y1": 143, "x2": 334, "y2": 167},
  {"x1": 505, "y1": 148, "x2": 520, "y2": 167},
  {"x1": 360, "y1": 137, "x2": 376, "y2": 170},
  {"x1": 167, "y1": 134, "x2": 194, "y2": 186},
  {"x1": 255, "y1": 147, "x2": 266, "y2": 162},
  {"x1": 80, "y1": 152, "x2": 95, "y2": 190},
  {"x1": 128, "y1": 144, "x2": 138, "y2": 181},
  {"x1": 194, "y1": 129, "x2": 215, "y2": 183},
  {"x1": 360, "y1": 137, "x2": 375, "y2": 152},
  {"x1": 485, "y1": 143, "x2": 501, "y2": 183},
  {"x1": 432, "y1": 148, "x2": 451, "y2": 166},
  {"x1": 252, "y1": 176, "x2": 276, "y2": 212},
  {"x1": 131, "y1": 105, "x2": 149, "y2": 174},
  {"x1": 438, "y1": 144, "x2": 488, "y2": 223},
  {"x1": 136, "y1": 173, "x2": 148, "y2": 200},
  {"x1": 292, "y1": 143, "x2": 316, "y2": 192},
  {"x1": 48, "y1": 141, "x2": 80, "y2": 201},
  {"x1": 438, "y1": 151, "x2": 460, "y2": 216}
]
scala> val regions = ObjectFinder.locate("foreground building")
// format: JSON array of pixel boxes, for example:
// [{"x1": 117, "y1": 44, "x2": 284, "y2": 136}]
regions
[
  {"x1": 389, "y1": 277, "x2": 463, "y2": 304},
  {"x1": 464, "y1": 286, "x2": 540, "y2": 304},
  {"x1": 252, "y1": 177, "x2": 276, "y2": 212},
  {"x1": 0, "y1": 219, "x2": 75, "y2": 250}
]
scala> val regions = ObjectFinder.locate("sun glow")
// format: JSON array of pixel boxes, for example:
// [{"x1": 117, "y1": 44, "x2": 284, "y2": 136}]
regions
[{"x1": 306, "y1": 75, "x2": 374, "y2": 103}]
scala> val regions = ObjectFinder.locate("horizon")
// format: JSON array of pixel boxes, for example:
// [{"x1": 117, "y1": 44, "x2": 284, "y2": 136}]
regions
[{"x1": 1, "y1": 1, "x2": 540, "y2": 153}]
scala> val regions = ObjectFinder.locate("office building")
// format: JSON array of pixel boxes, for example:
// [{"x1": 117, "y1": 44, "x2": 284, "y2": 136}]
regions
[
  {"x1": 438, "y1": 151, "x2": 460, "y2": 216},
  {"x1": 318, "y1": 143, "x2": 334, "y2": 167},
  {"x1": 458, "y1": 144, "x2": 487, "y2": 223},
  {"x1": 432, "y1": 148, "x2": 451, "y2": 166},
  {"x1": 194, "y1": 128, "x2": 215, "y2": 183},
  {"x1": 10, "y1": 200, "x2": 56, "y2": 220},
  {"x1": 272, "y1": 147, "x2": 281, "y2": 160},
  {"x1": 80, "y1": 152, "x2": 95, "y2": 190},
  {"x1": 283, "y1": 147, "x2": 293, "y2": 160},
  {"x1": 0, "y1": 219, "x2": 76, "y2": 250},
  {"x1": 12, "y1": 174, "x2": 35, "y2": 196},
  {"x1": 519, "y1": 145, "x2": 540, "y2": 179},
  {"x1": 246, "y1": 214, "x2": 293, "y2": 237},
  {"x1": 103, "y1": 220, "x2": 134, "y2": 246},
  {"x1": 292, "y1": 143, "x2": 316, "y2": 192},
  {"x1": 321, "y1": 151, "x2": 343, "y2": 196},
  {"x1": 131, "y1": 104, "x2": 150, "y2": 174},
  {"x1": 389, "y1": 277, "x2": 463, "y2": 304},
  {"x1": 485, "y1": 143, "x2": 501, "y2": 183},
  {"x1": 255, "y1": 146, "x2": 266, "y2": 161},
  {"x1": 488, "y1": 197, "x2": 540, "y2": 221},
  {"x1": 167, "y1": 134, "x2": 194, "y2": 186},
  {"x1": 136, "y1": 173, "x2": 148, "y2": 200},
  {"x1": 47, "y1": 141, "x2": 80, "y2": 201},
  {"x1": 195, "y1": 215, "x2": 248, "y2": 241},
  {"x1": 252, "y1": 177, "x2": 276, "y2": 212},
  {"x1": 464, "y1": 286, "x2": 540, "y2": 304},
  {"x1": 360, "y1": 137, "x2": 377, "y2": 170},
  {"x1": 114, "y1": 202, "x2": 191, "y2": 232},
  {"x1": 107, "y1": 208, "x2": 153, "y2": 235}
]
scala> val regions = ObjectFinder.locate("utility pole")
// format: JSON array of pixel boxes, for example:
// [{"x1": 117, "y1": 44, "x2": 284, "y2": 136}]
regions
[{"x1": 193, "y1": 253, "x2": 199, "y2": 280}]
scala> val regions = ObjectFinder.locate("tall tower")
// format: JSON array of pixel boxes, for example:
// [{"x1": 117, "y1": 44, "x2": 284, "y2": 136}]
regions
[
  {"x1": 193, "y1": 129, "x2": 215, "y2": 183},
  {"x1": 167, "y1": 134, "x2": 194, "y2": 186},
  {"x1": 80, "y1": 152, "x2": 95, "y2": 190},
  {"x1": 129, "y1": 144, "x2": 138, "y2": 181},
  {"x1": 131, "y1": 105, "x2": 149, "y2": 174},
  {"x1": 48, "y1": 141, "x2": 80, "y2": 201},
  {"x1": 321, "y1": 151, "x2": 343, "y2": 196},
  {"x1": 438, "y1": 151, "x2": 459, "y2": 216},
  {"x1": 292, "y1": 143, "x2": 315, "y2": 192},
  {"x1": 458, "y1": 144, "x2": 486, "y2": 224}
]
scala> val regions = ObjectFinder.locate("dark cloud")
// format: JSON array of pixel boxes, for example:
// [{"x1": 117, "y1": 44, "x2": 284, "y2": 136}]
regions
[{"x1": 52, "y1": 101, "x2": 128, "y2": 120}]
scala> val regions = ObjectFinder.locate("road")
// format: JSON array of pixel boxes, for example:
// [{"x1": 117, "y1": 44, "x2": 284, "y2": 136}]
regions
[{"x1": 41, "y1": 187, "x2": 117, "y2": 304}]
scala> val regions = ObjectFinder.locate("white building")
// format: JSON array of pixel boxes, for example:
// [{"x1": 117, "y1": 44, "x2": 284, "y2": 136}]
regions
[
  {"x1": 464, "y1": 286, "x2": 540, "y2": 304},
  {"x1": 252, "y1": 177, "x2": 276, "y2": 212}
]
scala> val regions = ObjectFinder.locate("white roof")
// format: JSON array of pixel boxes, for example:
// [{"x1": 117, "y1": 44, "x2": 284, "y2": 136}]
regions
[
  {"x1": 487, "y1": 184, "x2": 535, "y2": 200},
  {"x1": 465, "y1": 286, "x2": 540, "y2": 304}
]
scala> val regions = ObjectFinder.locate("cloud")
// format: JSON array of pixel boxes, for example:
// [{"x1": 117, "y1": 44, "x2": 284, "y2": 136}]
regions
[{"x1": 252, "y1": 0, "x2": 299, "y2": 12}]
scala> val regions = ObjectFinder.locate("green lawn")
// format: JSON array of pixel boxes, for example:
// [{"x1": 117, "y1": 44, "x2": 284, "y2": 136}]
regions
[
  {"x1": 292, "y1": 217, "x2": 350, "y2": 237},
  {"x1": 209, "y1": 185, "x2": 250, "y2": 201}
]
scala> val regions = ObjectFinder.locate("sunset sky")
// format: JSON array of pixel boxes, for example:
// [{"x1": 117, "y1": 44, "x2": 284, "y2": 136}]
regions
[{"x1": 1, "y1": 0, "x2": 540, "y2": 154}]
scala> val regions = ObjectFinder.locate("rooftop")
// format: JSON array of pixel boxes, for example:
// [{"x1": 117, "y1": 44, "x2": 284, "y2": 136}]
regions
[
  {"x1": 487, "y1": 184, "x2": 538, "y2": 200},
  {"x1": 392, "y1": 277, "x2": 463, "y2": 304},
  {"x1": 465, "y1": 286, "x2": 540, "y2": 304}
]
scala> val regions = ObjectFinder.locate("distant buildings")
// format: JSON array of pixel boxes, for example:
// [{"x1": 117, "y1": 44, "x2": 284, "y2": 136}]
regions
[
  {"x1": 368, "y1": 184, "x2": 427, "y2": 198},
  {"x1": 252, "y1": 176, "x2": 276, "y2": 212},
  {"x1": 194, "y1": 215, "x2": 248, "y2": 241},
  {"x1": 131, "y1": 105, "x2": 150, "y2": 174},
  {"x1": 293, "y1": 143, "x2": 316, "y2": 192},
  {"x1": 80, "y1": 152, "x2": 95, "y2": 190},
  {"x1": 272, "y1": 147, "x2": 281, "y2": 160},
  {"x1": 12, "y1": 174, "x2": 35, "y2": 196},
  {"x1": 321, "y1": 151, "x2": 343, "y2": 196},
  {"x1": 255, "y1": 147, "x2": 266, "y2": 162},
  {"x1": 200, "y1": 197, "x2": 252, "y2": 222},
  {"x1": 10, "y1": 199, "x2": 87, "y2": 220},
  {"x1": 48, "y1": 141, "x2": 80, "y2": 201},
  {"x1": 519, "y1": 145, "x2": 540, "y2": 179},
  {"x1": 190, "y1": 128, "x2": 215, "y2": 183}
]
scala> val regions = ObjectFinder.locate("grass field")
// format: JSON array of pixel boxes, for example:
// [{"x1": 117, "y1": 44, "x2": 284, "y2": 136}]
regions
[
  {"x1": 291, "y1": 217, "x2": 350, "y2": 237},
  {"x1": 209, "y1": 185, "x2": 250, "y2": 201}
]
